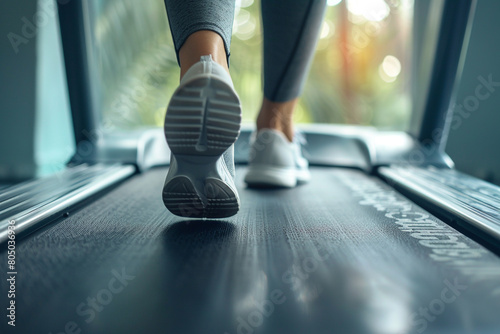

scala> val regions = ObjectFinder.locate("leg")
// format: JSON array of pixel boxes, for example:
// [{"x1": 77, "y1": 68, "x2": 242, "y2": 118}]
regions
[
  {"x1": 162, "y1": 1, "x2": 242, "y2": 218},
  {"x1": 245, "y1": 0, "x2": 326, "y2": 188},
  {"x1": 259, "y1": 0, "x2": 327, "y2": 141},
  {"x1": 164, "y1": 0, "x2": 235, "y2": 79}
]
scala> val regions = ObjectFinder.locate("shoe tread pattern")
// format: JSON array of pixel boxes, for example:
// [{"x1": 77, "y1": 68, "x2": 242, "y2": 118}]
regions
[
  {"x1": 163, "y1": 176, "x2": 239, "y2": 218},
  {"x1": 164, "y1": 77, "x2": 241, "y2": 156}
]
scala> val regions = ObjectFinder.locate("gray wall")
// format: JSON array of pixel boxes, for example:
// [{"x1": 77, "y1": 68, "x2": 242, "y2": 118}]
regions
[
  {"x1": 0, "y1": 0, "x2": 74, "y2": 181},
  {"x1": 0, "y1": 0, "x2": 38, "y2": 180},
  {"x1": 446, "y1": 0, "x2": 500, "y2": 185}
]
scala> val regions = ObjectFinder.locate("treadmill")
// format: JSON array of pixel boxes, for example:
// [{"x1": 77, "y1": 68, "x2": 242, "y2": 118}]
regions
[{"x1": 1, "y1": 0, "x2": 500, "y2": 333}]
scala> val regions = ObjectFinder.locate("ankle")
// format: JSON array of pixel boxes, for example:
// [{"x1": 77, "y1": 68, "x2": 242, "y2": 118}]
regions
[
  {"x1": 179, "y1": 31, "x2": 228, "y2": 80},
  {"x1": 256, "y1": 118, "x2": 294, "y2": 141},
  {"x1": 256, "y1": 98, "x2": 297, "y2": 141}
]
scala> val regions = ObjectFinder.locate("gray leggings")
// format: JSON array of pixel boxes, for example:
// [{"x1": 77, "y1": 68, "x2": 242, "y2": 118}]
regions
[{"x1": 164, "y1": 0, "x2": 326, "y2": 102}]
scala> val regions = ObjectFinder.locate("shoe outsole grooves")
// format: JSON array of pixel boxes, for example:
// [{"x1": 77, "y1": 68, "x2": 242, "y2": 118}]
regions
[
  {"x1": 163, "y1": 76, "x2": 241, "y2": 218},
  {"x1": 163, "y1": 176, "x2": 239, "y2": 218},
  {"x1": 164, "y1": 77, "x2": 241, "y2": 156}
]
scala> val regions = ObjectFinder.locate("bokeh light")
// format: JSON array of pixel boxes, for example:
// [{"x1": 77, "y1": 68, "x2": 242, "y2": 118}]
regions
[
  {"x1": 327, "y1": 0, "x2": 342, "y2": 6},
  {"x1": 320, "y1": 21, "x2": 334, "y2": 40},
  {"x1": 347, "y1": 0, "x2": 391, "y2": 22},
  {"x1": 382, "y1": 55, "x2": 402, "y2": 78},
  {"x1": 233, "y1": 9, "x2": 257, "y2": 40},
  {"x1": 236, "y1": 0, "x2": 254, "y2": 9}
]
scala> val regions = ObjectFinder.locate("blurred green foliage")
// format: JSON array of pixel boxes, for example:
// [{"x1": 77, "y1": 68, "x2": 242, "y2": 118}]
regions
[{"x1": 95, "y1": 0, "x2": 413, "y2": 131}]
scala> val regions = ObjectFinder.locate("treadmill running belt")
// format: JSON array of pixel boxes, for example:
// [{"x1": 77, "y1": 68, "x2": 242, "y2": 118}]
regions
[{"x1": 2, "y1": 167, "x2": 500, "y2": 334}]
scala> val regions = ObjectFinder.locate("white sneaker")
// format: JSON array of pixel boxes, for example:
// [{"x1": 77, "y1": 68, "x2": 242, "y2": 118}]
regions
[
  {"x1": 244, "y1": 129, "x2": 311, "y2": 188},
  {"x1": 163, "y1": 55, "x2": 241, "y2": 218}
]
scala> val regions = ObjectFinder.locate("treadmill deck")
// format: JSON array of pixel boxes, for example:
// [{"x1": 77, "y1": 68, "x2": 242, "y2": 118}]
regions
[{"x1": 2, "y1": 167, "x2": 500, "y2": 334}]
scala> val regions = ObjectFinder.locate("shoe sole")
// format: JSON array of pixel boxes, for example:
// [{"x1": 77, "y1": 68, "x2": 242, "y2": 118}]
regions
[{"x1": 163, "y1": 76, "x2": 241, "y2": 218}]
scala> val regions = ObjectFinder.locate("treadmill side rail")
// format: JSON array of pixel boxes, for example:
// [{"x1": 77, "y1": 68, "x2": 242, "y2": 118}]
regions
[
  {"x1": 0, "y1": 164, "x2": 135, "y2": 244},
  {"x1": 379, "y1": 165, "x2": 500, "y2": 242}
]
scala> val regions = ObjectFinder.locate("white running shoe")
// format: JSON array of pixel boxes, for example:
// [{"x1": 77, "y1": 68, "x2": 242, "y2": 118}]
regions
[
  {"x1": 163, "y1": 55, "x2": 241, "y2": 218},
  {"x1": 244, "y1": 129, "x2": 311, "y2": 188}
]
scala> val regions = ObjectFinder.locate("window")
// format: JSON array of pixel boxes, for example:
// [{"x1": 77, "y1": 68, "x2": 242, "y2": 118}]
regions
[{"x1": 89, "y1": 0, "x2": 414, "y2": 131}]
